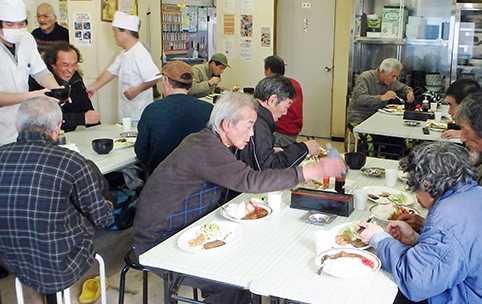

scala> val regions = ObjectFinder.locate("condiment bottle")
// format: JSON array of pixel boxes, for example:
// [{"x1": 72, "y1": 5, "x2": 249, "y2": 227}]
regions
[
  {"x1": 322, "y1": 177, "x2": 330, "y2": 190},
  {"x1": 233, "y1": 84, "x2": 240, "y2": 92},
  {"x1": 422, "y1": 96, "x2": 429, "y2": 112}
]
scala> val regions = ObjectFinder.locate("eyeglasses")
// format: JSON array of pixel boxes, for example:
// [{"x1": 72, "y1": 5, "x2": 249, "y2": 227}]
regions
[{"x1": 112, "y1": 28, "x2": 122, "y2": 34}]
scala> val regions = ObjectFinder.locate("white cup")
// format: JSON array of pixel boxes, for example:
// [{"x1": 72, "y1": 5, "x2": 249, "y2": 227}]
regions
[
  {"x1": 122, "y1": 117, "x2": 132, "y2": 131},
  {"x1": 385, "y1": 169, "x2": 398, "y2": 187},
  {"x1": 440, "y1": 104, "x2": 450, "y2": 117},
  {"x1": 430, "y1": 103, "x2": 437, "y2": 111},
  {"x1": 434, "y1": 112, "x2": 442, "y2": 123},
  {"x1": 315, "y1": 230, "x2": 332, "y2": 254},
  {"x1": 267, "y1": 191, "x2": 283, "y2": 212},
  {"x1": 353, "y1": 188, "x2": 368, "y2": 210}
]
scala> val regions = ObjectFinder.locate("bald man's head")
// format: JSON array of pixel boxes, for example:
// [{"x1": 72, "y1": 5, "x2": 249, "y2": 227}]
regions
[{"x1": 36, "y1": 3, "x2": 56, "y2": 34}]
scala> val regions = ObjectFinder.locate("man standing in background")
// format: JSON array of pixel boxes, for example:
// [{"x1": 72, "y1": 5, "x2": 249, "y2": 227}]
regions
[
  {"x1": 87, "y1": 11, "x2": 160, "y2": 125},
  {"x1": 264, "y1": 55, "x2": 303, "y2": 147},
  {"x1": 31, "y1": 3, "x2": 69, "y2": 54}
]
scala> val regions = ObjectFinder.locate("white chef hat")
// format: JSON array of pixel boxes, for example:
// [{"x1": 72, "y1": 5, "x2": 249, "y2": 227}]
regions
[
  {"x1": 0, "y1": 0, "x2": 27, "y2": 22},
  {"x1": 112, "y1": 11, "x2": 140, "y2": 32}
]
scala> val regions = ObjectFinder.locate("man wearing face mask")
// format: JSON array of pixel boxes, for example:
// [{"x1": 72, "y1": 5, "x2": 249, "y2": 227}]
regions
[{"x1": 0, "y1": 0, "x2": 60, "y2": 146}]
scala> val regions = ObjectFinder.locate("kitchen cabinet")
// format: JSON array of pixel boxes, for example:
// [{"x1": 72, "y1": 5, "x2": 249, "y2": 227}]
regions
[
  {"x1": 162, "y1": 4, "x2": 189, "y2": 55},
  {"x1": 348, "y1": 0, "x2": 455, "y2": 95},
  {"x1": 452, "y1": 3, "x2": 482, "y2": 86}
]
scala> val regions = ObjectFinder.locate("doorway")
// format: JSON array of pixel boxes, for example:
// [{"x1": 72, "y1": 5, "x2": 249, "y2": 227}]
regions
[{"x1": 276, "y1": 0, "x2": 336, "y2": 138}]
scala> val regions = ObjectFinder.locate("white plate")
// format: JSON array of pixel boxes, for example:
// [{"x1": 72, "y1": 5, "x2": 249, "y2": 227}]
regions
[
  {"x1": 177, "y1": 221, "x2": 243, "y2": 253},
  {"x1": 315, "y1": 248, "x2": 381, "y2": 279},
  {"x1": 426, "y1": 122, "x2": 447, "y2": 132},
  {"x1": 378, "y1": 106, "x2": 404, "y2": 115},
  {"x1": 220, "y1": 202, "x2": 273, "y2": 222},
  {"x1": 397, "y1": 170, "x2": 408, "y2": 182},
  {"x1": 113, "y1": 137, "x2": 135, "y2": 149},
  {"x1": 362, "y1": 186, "x2": 414, "y2": 206},
  {"x1": 369, "y1": 204, "x2": 421, "y2": 225},
  {"x1": 329, "y1": 222, "x2": 370, "y2": 250},
  {"x1": 361, "y1": 167, "x2": 385, "y2": 177}
]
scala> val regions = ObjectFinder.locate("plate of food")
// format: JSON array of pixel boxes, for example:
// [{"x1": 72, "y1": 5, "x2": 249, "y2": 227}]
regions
[
  {"x1": 369, "y1": 204, "x2": 420, "y2": 225},
  {"x1": 329, "y1": 221, "x2": 370, "y2": 250},
  {"x1": 378, "y1": 105, "x2": 404, "y2": 115},
  {"x1": 220, "y1": 201, "x2": 272, "y2": 222},
  {"x1": 361, "y1": 167, "x2": 385, "y2": 177},
  {"x1": 113, "y1": 137, "x2": 135, "y2": 149},
  {"x1": 177, "y1": 221, "x2": 243, "y2": 253},
  {"x1": 427, "y1": 122, "x2": 447, "y2": 132},
  {"x1": 250, "y1": 194, "x2": 267, "y2": 204},
  {"x1": 315, "y1": 248, "x2": 381, "y2": 279},
  {"x1": 398, "y1": 170, "x2": 408, "y2": 182},
  {"x1": 362, "y1": 186, "x2": 414, "y2": 205},
  {"x1": 403, "y1": 120, "x2": 420, "y2": 127}
]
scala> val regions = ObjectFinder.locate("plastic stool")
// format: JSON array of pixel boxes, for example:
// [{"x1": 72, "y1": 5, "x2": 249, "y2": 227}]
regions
[
  {"x1": 118, "y1": 248, "x2": 150, "y2": 304},
  {"x1": 15, "y1": 253, "x2": 106, "y2": 304}
]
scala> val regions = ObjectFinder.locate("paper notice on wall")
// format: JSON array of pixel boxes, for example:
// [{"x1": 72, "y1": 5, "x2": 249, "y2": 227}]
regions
[
  {"x1": 260, "y1": 26, "x2": 271, "y2": 48},
  {"x1": 239, "y1": 0, "x2": 255, "y2": 12},
  {"x1": 240, "y1": 38, "x2": 252, "y2": 61},
  {"x1": 224, "y1": 38, "x2": 235, "y2": 59},
  {"x1": 224, "y1": 14, "x2": 235, "y2": 35},
  {"x1": 224, "y1": 0, "x2": 235, "y2": 14},
  {"x1": 73, "y1": 12, "x2": 92, "y2": 47},
  {"x1": 198, "y1": 7, "x2": 208, "y2": 31},
  {"x1": 188, "y1": 7, "x2": 198, "y2": 33},
  {"x1": 121, "y1": 0, "x2": 134, "y2": 13},
  {"x1": 240, "y1": 14, "x2": 253, "y2": 37}
]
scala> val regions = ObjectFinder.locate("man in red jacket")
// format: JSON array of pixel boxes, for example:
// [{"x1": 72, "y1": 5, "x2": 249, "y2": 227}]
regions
[{"x1": 264, "y1": 55, "x2": 303, "y2": 147}]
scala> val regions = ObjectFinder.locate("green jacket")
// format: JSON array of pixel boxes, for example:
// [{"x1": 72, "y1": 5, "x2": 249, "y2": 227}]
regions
[{"x1": 189, "y1": 62, "x2": 217, "y2": 98}]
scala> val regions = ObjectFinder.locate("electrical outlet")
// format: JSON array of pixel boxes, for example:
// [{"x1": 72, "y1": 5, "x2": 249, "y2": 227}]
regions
[{"x1": 301, "y1": 3, "x2": 311, "y2": 8}]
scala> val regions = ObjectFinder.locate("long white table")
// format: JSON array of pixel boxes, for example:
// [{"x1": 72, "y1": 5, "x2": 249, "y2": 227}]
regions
[
  {"x1": 63, "y1": 124, "x2": 137, "y2": 174},
  {"x1": 353, "y1": 112, "x2": 460, "y2": 151},
  {"x1": 140, "y1": 157, "x2": 428, "y2": 304}
]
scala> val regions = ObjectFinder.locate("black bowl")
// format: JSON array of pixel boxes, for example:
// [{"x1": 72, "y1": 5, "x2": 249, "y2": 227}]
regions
[
  {"x1": 92, "y1": 138, "x2": 114, "y2": 154},
  {"x1": 243, "y1": 87, "x2": 254, "y2": 95},
  {"x1": 45, "y1": 86, "x2": 71, "y2": 104},
  {"x1": 344, "y1": 152, "x2": 367, "y2": 170}
]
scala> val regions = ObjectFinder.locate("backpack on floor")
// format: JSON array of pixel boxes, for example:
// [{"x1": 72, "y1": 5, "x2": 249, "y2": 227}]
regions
[{"x1": 105, "y1": 188, "x2": 138, "y2": 230}]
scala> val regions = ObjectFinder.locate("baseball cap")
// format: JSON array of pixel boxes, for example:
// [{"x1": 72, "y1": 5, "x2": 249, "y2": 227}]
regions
[
  {"x1": 210, "y1": 53, "x2": 230, "y2": 68},
  {"x1": 0, "y1": 0, "x2": 27, "y2": 22},
  {"x1": 112, "y1": 11, "x2": 140, "y2": 32},
  {"x1": 161, "y1": 61, "x2": 193, "y2": 84}
]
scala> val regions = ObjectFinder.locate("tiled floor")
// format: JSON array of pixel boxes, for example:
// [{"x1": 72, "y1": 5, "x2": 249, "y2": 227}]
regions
[{"x1": 0, "y1": 137, "x2": 344, "y2": 304}]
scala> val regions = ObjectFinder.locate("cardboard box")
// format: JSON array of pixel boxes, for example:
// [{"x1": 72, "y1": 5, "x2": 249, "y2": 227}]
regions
[
  {"x1": 381, "y1": 6, "x2": 408, "y2": 38},
  {"x1": 290, "y1": 188, "x2": 354, "y2": 217}
]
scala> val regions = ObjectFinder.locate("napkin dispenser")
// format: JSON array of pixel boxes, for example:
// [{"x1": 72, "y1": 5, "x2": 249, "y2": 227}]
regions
[
  {"x1": 290, "y1": 188, "x2": 354, "y2": 217},
  {"x1": 403, "y1": 111, "x2": 435, "y2": 121}
]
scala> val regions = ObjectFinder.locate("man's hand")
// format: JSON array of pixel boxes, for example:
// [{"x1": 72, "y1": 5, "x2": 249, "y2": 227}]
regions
[
  {"x1": 85, "y1": 110, "x2": 101, "y2": 125},
  {"x1": 86, "y1": 87, "x2": 96, "y2": 99},
  {"x1": 397, "y1": 214, "x2": 425, "y2": 231},
  {"x1": 273, "y1": 147, "x2": 283, "y2": 153},
  {"x1": 208, "y1": 76, "x2": 221, "y2": 86},
  {"x1": 123, "y1": 87, "x2": 142, "y2": 100},
  {"x1": 302, "y1": 157, "x2": 346, "y2": 181},
  {"x1": 357, "y1": 221, "x2": 384, "y2": 244},
  {"x1": 386, "y1": 220, "x2": 419, "y2": 246},
  {"x1": 304, "y1": 140, "x2": 321, "y2": 156},
  {"x1": 406, "y1": 91, "x2": 415, "y2": 103},
  {"x1": 441, "y1": 129, "x2": 461, "y2": 139},
  {"x1": 381, "y1": 90, "x2": 397, "y2": 101}
]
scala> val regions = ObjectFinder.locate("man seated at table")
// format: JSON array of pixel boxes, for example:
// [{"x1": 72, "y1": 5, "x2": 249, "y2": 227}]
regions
[
  {"x1": 188, "y1": 53, "x2": 230, "y2": 98},
  {"x1": 441, "y1": 79, "x2": 481, "y2": 140},
  {"x1": 0, "y1": 96, "x2": 113, "y2": 303},
  {"x1": 358, "y1": 141, "x2": 482, "y2": 304},
  {"x1": 135, "y1": 61, "x2": 213, "y2": 174},
  {"x1": 133, "y1": 91, "x2": 345, "y2": 303},
  {"x1": 236, "y1": 74, "x2": 320, "y2": 171},
  {"x1": 347, "y1": 58, "x2": 415, "y2": 124},
  {"x1": 31, "y1": 3, "x2": 69, "y2": 54},
  {"x1": 263, "y1": 55, "x2": 303, "y2": 148},
  {"x1": 30, "y1": 43, "x2": 101, "y2": 132}
]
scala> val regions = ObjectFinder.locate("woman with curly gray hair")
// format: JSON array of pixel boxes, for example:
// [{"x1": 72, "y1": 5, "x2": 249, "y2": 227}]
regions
[{"x1": 357, "y1": 142, "x2": 482, "y2": 304}]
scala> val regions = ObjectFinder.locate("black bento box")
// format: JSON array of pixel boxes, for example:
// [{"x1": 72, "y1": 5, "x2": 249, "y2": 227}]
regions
[
  {"x1": 290, "y1": 188, "x2": 354, "y2": 217},
  {"x1": 403, "y1": 111, "x2": 435, "y2": 121}
]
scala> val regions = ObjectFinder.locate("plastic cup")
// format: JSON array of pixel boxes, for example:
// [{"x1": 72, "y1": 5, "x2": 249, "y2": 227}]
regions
[
  {"x1": 267, "y1": 191, "x2": 283, "y2": 212},
  {"x1": 353, "y1": 188, "x2": 368, "y2": 210},
  {"x1": 430, "y1": 103, "x2": 437, "y2": 111},
  {"x1": 315, "y1": 230, "x2": 332, "y2": 254},
  {"x1": 122, "y1": 117, "x2": 132, "y2": 131},
  {"x1": 434, "y1": 112, "x2": 442, "y2": 123},
  {"x1": 440, "y1": 104, "x2": 450, "y2": 117},
  {"x1": 385, "y1": 169, "x2": 398, "y2": 187}
]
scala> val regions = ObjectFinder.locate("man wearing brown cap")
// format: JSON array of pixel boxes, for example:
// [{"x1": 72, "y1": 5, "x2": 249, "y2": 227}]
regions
[
  {"x1": 189, "y1": 53, "x2": 230, "y2": 98},
  {"x1": 135, "y1": 60, "x2": 213, "y2": 174}
]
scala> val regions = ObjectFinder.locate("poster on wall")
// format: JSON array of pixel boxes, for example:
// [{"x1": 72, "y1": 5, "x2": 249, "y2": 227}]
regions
[
  {"x1": 224, "y1": 14, "x2": 235, "y2": 35},
  {"x1": 73, "y1": 12, "x2": 92, "y2": 47},
  {"x1": 240, "y1": 14, "x2": 252, "y2": 37},
  {"x1": 198, "y1": 7, "x2": 208, "y2": 31},
  {"x1": 188, "y1": 6, "x2": 198, "y2": 33},
  {"x1": 260, "y1": 26, "x2": 271, "y2": 48},
  {"x1": 121, "y1": 0, "x2": 137, "y2": 15},
  {"x1": 101, "y1": 0, "x2": 117, "y2": 22},
  {"x1": 239, "y1": 0, "x2": 255, "y2": 12},
  {"x1": 224, "y1": 38, "x2": 235, "y2": 59},
  {"x1": 240, "y1": 38, "x2": 252, "y2": 61},
  {"x1": 224, "y1": 0, "x2": 235, "y2": 14}
]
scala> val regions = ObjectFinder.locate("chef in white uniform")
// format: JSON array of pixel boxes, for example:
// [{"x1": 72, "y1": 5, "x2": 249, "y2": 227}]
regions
[
  {"x1": 87, "y1": 11, "x2": 160, "y2": 125},
  {"x1": 0, "y1": 0, "x2": 60, "y2": 146}
]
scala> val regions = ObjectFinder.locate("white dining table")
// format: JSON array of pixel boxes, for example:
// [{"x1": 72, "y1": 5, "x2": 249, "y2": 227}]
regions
[
  {"x1": 139, "y1": 157, "x2": 428, "y2": 304},
  {"x1": 353, "y1": 111, "x2": 460, "y2": 151},
  {"x1": 62, "y1": 124, "x2": 137, "y2": 174}
]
